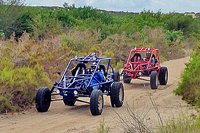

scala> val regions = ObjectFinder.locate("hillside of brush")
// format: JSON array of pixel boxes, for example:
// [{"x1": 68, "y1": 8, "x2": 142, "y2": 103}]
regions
[{"x1": 0, "y1": 1, "x2": 200, "y2": 113}]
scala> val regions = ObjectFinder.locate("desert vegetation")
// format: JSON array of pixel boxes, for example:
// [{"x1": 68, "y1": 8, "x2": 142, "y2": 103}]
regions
[
  {"x1": 175, "y1": 45, "x2": 200, "y2": 106},
  {"x1": 1, "y1": 1, "x2": 200, "y2": 133},
  {"x1": 157, "y1": 114, "x2": 200, "y2": 133},
  {"x1": 0, "y1": 0, "x2": 200, "y2": 117}
]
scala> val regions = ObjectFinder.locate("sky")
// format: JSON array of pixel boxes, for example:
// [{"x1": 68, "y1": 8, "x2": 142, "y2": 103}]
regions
[{"x1": 25, "y1": 0, "x2": 200, "y2": 13}]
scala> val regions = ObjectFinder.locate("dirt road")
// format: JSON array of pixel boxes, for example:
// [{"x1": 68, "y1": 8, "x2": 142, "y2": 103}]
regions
[{"x1": 0, "y1": 57, "x2": 197, "y2": 133}]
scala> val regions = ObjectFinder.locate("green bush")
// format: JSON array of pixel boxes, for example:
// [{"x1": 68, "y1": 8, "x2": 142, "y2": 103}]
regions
[
  {"x1": 175, "y1": 45, "x2": 200, "y2": 106},
  {"x1": 0, "y1": 58, "x2": 51, "y2": 112},
  {"x1": 0, "y1": 30, "x2": 5, "y2": 39},
  {"x1": 1, "y1": 3, "x2": 200, "y2": 41},
  {"x1": 165, "y1": 30, "x2": 184, "y2": 42}
]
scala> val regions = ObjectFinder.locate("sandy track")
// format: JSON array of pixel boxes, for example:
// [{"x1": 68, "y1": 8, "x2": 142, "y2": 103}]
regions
[{"x1": 0, "y1": 57, "x2": 197, "y2": 133}]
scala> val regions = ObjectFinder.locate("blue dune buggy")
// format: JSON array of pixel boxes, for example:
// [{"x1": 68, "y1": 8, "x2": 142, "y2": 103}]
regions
[{"x1": 35, "y1": 53, "x2": 124, "y2": 115}]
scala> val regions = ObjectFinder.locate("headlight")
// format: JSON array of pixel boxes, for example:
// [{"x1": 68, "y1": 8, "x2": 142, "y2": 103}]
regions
[
  {"x1": 56, "y1": 89, "x2": 60, "y2": 94},
  {"x1": 74, "y1": 91, "x2": 78, "y2": 95}
]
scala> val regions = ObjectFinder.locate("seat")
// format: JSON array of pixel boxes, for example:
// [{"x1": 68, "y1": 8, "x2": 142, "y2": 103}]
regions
[
  {"x1": 71, "y1": 63, "x2": 86, "y2": 76},
  {"x1": 130, "y1": 53, "x2": 141, "y2": 69},
  {"x1": 99, "y1": 65, "x2": 107, "y2": 77}
]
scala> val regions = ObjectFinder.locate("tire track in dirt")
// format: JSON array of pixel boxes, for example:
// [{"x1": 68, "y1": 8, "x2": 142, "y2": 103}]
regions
[{"x1": 0, "y1": 57, "x2": 197, "y2": 133}]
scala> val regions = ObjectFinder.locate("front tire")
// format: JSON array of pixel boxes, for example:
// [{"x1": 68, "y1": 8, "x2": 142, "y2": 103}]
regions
[
  {"x1": 150, "y1": 71, "x2": 158, "y2": 89},
  {"x1": 110, "y1": 82, "x2": 124, "y2": 107},
  {"x1": 159, "y1": 67, "x2": 168, "y2": 85},
  {"x1": 35, "y1": 88, "x2": 51, "y2": 112},
  {"x1": 90, "y1": 90, "x2": 104, "y2": 116}
]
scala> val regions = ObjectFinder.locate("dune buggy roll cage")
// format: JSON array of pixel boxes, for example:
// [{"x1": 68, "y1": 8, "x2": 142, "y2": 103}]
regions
[
  {"x1": 50, "y1": 53, "x2": 115, "y2": 98},
  {"x1": 123, "y1": 48, "x2": 161, "y2": 79}
]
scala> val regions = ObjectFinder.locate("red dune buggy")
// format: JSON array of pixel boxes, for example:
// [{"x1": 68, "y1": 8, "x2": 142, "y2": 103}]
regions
[{"x1": 122, "y1": 48, "x2": 168, "y2": 89}]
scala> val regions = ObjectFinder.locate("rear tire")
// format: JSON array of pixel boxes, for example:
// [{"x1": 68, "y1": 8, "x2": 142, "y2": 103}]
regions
[
  {"x1": 123, "y1": 73, "x2": 131, "y2": 83},
  {"x1": 159, "y1": 67, "x2": 168, "y2": 85},
  {"x1": 114, "y1": 71, "x2": 120, "y2": 82},
  {"x1": 63, "y1": 97, "x2": 76, "y2": 106},
  {"x1": 90, "y1": 90, "x2": 104, "y2": 116},
  {"x1": 35, "y1": 88, "x2": 51, "y2": 112},
  {"x1": 150, "y1": 71, "x2": 158, "y2": 89},
  {"x1": 110, "y1": 82, "x2": 124, "y2": 107}
]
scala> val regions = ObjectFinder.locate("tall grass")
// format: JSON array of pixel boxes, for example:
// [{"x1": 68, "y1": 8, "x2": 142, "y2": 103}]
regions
[
  {"x1": 157, "y1": 114, "x2": 200, "y2": 133},
  {"x1": 97, "y1": 119, "x2": 110, "y2": 133}
]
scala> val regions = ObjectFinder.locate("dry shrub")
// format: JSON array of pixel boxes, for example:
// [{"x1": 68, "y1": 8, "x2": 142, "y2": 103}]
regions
[
  {"x1": 143, "y1": 26, "x2": 165, "y2": 45},
  {"x1": 115, "y1": 105, "x2": 151, "y2": 133},
  {"x1": 0, "y1": 95, "x2": 15, "y2": 113},
  {"x1": 97, "y1": 119, "x2": 110, "y2": 133},
  {"x1": 143, "y1": 26, "x2": 186, "y2": 61}
]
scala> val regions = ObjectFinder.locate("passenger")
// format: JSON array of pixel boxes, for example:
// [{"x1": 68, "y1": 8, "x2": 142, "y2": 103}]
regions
[
  {"x1": 88, "y1": 62, "x2": 105, "y2": 90},
  {"x1": 145, "y1": 52, "x2": 156, "y2": 65},
  {"x1": 146, "y1": 52, "x2": 151, "y2": 60},
  {"x1": 84, "y1": 62, "x2": 105, "y2": 92}
]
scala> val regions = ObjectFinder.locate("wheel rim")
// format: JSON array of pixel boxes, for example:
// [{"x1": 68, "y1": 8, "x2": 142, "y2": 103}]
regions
[
  {"x1": 98, "y1": 95, "x2": 103, "y2": 111},
  {"x1": 119, "y1": 86, "x2": 123, "y2": 102}
]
